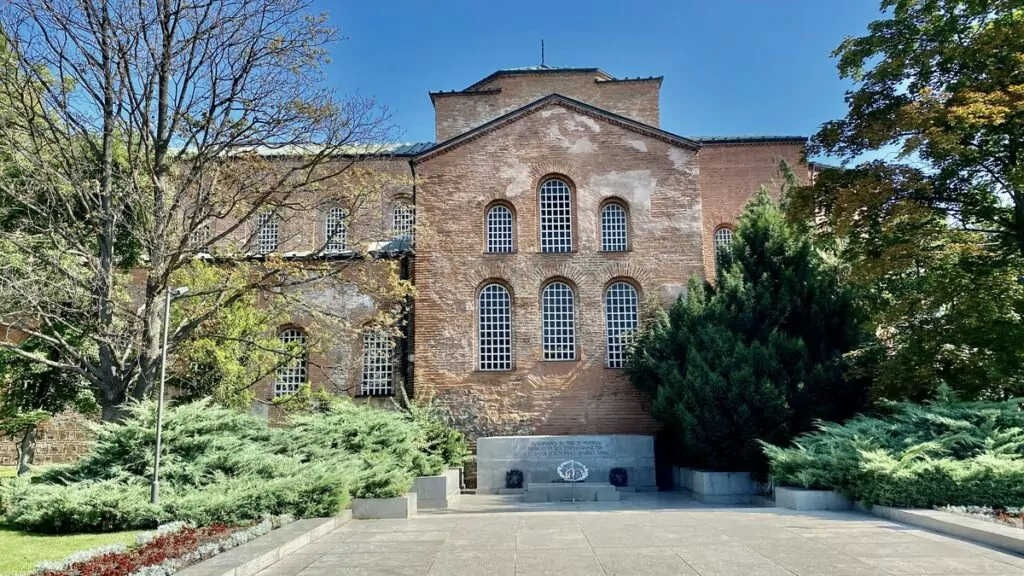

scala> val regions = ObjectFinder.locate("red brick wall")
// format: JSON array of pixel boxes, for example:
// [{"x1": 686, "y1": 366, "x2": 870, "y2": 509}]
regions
[
  {"x1": 697, "y1": 142, "x2": 808, "y2": 280},
  {"x1": 413, "y1": 101, "x2": 703, "y2": 440},
  {"x1": 433, "y1": 72, "x2": 661, "y2": 141}
]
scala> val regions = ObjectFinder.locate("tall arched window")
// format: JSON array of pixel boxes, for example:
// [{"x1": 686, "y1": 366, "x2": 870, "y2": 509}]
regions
[
  {"x1": 714, "y1": 226, "x2": 734, "y2": 262},
  {"x1": 539, "y1": 178, "x2": 573, "y2": 253},
  {"x1": 479, "y1": 284, "x2": 512, "y2": 370},
  {"x1": 274, "y1": 328, "x2": 307, "y2": 396},
  {"x1": 600, "y1": 202, "x2": 628, "y2": 251},
  {"x1": 324, "y1": 206, "x2": 347, "y2": 253},
  {"x1": 541, "y1": 281, "x2": 576, "y2": 360},
  {"x1": 393, "y1": 203, "x2": 415, "y2": 241},
  {"x1": 254, "y1": 211, "x2": 279, "y2": 254},
  {"x1": 486, "y1": 205, "x2": 514, "y2": 253},
  {"x1": 605, "y1": 282, "x2": 639, "y2": 368},
  {"x1": 360, "y1": 329, "x2": 394, "y2": 396}
]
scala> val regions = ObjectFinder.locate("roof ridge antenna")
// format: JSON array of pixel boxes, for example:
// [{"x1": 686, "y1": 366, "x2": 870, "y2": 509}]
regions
[{"x1": 541, "y1": 39, "x2": 545, "y2": 67}]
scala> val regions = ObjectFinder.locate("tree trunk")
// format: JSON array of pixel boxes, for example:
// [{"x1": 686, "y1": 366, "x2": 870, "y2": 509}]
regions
[{"x1": 16, "y1": 425, "x2": 37, "y2": 476}]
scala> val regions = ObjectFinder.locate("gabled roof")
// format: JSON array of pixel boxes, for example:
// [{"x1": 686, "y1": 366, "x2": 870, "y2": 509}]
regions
[
  {"x1": 413, "y1": 93, "x2": 701, "y2": 163},
  {"x1": 464, "y1": 65, "x2": 614, "y2": 91}
]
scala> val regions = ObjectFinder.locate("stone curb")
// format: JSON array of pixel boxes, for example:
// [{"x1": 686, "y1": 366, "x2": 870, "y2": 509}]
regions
[
  {"x1": 864, "y1": 504, "x2": 1024, "y2": 556},
  {"x1": 175, "y1": 511, "x2": 352, "y2": 576}
]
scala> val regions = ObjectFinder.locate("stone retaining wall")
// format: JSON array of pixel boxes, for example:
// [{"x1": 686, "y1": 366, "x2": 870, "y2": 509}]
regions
[{"x1": 0, "y1": 412, "x2": 94, "y2": 467}]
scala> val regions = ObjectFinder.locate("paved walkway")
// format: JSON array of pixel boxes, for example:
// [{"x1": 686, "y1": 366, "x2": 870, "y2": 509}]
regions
[{"x1": 254, "y1": 494, "x2": 1024, "y2": 575}]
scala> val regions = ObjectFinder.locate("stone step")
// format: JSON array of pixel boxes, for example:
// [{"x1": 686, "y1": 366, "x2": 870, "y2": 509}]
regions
[{"x1": 524, "y1": 482, "x2": 620, "y2": 502}]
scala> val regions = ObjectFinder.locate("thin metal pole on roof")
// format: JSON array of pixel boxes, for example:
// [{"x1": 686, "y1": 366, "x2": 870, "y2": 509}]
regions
[{"x1": 541, "y1": 39, "x2": 545, "y2": 66}]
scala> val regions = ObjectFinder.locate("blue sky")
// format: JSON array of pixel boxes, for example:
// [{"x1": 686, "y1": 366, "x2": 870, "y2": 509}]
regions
[{"x1": 316, "y1": 0, "x2": 883, "y2": 150}]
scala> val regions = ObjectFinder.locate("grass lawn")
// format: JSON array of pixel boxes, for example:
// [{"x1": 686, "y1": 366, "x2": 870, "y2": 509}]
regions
[
  {"x1": 0, "y1": 526, "x2": 142, "y2": 575},
  {"x1": 0, "y1": 466, "x2": 15, "y2": 478}
]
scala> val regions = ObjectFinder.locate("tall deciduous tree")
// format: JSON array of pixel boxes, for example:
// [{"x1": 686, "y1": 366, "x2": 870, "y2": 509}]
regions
[
  {"x1": 789, "y1": 0, "x2": 1024, "y2": 399},
  {"x1": 626, "y1": 190, "x2": 867, "y2": 474},
  {"x1": 0, "y1": 1, "x2": 407, "y2": 420}
]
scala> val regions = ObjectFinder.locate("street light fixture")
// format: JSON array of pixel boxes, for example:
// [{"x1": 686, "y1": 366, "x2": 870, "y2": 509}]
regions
[{"x1": 151, "y1": 286, "x2": 189, "y2": 505}]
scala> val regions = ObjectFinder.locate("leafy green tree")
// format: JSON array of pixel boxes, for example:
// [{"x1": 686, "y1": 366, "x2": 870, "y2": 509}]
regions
[
  {"x1": 789, "y1": 0, "x2": 1024, "y2": 399},
  {"x1": 626, "y1": 191, "x2": 867, "y2": 474}
]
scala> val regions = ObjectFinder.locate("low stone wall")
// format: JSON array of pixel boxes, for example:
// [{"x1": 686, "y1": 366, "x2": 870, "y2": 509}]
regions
[
  {"x1": 411, "y1": 469, "x2": 461, "y2": 509},
  {"x1": 0, "y1": 412, "x2": 95, "y2": 467},
  {"x1": 476, "y1": 434, "x2": 655, "y2": 494},
  {"x1": 674, "y1": 466, "x2": 758, "y2": 504}
]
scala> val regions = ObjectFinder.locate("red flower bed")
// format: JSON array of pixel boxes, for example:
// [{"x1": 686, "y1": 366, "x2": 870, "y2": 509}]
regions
[{"x1": 42, "y1": 524, "x2": 232, "y2": 576}]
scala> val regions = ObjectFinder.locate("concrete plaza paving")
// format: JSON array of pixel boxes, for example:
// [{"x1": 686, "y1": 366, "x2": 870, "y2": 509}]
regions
[{"x1": 254, "y1": 493, "x2": 1024, "y2": 575}]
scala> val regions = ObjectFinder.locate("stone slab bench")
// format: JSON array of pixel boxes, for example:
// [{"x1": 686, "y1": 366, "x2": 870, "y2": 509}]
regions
[{"x1": 524, "y1": 482, "x2": 620, "y2": 502}]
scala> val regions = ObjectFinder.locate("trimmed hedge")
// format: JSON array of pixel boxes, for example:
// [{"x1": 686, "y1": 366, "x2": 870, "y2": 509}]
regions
[{"x1": 762, "y1": 397, "x2": 1024, "y2": 508}]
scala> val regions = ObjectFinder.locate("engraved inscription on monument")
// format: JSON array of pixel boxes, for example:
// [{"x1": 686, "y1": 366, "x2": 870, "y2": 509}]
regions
[{"x1": 526, "y1": 438, "x2": 611, "y2": 459}]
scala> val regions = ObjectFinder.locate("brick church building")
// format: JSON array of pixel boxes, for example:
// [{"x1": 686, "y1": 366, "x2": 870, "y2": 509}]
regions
[
  {"x1": 1, "y1": 65, "x2": 812, "y2": 464},
  {"x1": 317, "y1": 65, "x2": 810, "y2": 441}
]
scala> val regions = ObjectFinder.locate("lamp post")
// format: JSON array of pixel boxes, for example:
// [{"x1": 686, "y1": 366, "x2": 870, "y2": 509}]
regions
[{"x1": 151, "y1": 286, "x2": 189, "y2": 505}]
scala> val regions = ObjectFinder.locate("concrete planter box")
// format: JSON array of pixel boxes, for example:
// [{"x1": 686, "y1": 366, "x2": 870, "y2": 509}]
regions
[
  {"x1": 352, "y1": 492, "x2": 417, "y2": 519},
  {"x1": 675, "y1": 467, "x2": 758, "y2": 504},
  {"x1": 775, "y1": 486, "x2": 852, "y2": 511},
  {"x1": 411, "y1": 469, "x2": 461, "y2": 509}
]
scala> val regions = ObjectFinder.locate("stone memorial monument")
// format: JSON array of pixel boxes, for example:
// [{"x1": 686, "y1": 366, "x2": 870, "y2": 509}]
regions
[{"x1": 475, "y1": 434, "x2": 655, "y2": 494}]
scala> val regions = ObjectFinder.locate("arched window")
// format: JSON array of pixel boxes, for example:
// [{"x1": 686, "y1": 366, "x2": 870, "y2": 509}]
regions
[
  {"x1": 360, "y1": 329, "x2": 394, "y2": 396},
  {"x1": 254, "y1": 211, "x2": 279, "y2": 254},
  {"x1": 324, "y1": 206, "x2": 347, "y2": 253},
  {"x1": 486, "y1": 204, "x2": 514, "y2": 253},
  {"x1": 539, "y1": 178, "x2": 572, "y2": 253},
  {"x1": 605, "y1": 282, "x2": 639, "y2": 368},
  {"x1": 541, "y1": 281, "x2": 576, "y2": 360},
  {"x1": 479, "y1": 284, "x2": 512, "y2": 370},
  {"x1": 600, "y1": 202, "x2": 628, "y2": 251},
  {"x1": 190, "y1": 221, "x2": 211, "y2": 251},
  {"x1": 393, "y1": 203, "x2": 415, "y2": 241},
  {"x1": 714, "y1": 226, "x2": 734, "y2": 262},
  {"x1": 274, "y1": 328, "x2": 307, "y2": 396}
]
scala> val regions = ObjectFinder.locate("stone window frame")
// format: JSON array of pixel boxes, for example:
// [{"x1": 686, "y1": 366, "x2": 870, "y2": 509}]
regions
[
  {"x1": 484, "y1": 201, "x2": 517, "y2": 254},
  {"x1": 273, "y1": 326, "x2": 308, "y2": 397},
  {"x1": 598, "y1": 197, "x2": 631, "y2": 252},
  {"x1": 359, "y1": 327, "x2": 396, "y2": 396},
  {"x1": 537, "y1": 175, "x2": 578, "y2": 254},
  {"x1": 540, "y1": 277, "x2": 579, "y2": 361},
  {"x1": 477, "y1": 280, "x2": 514, "y2": 371},
  {"x1": 603, "y1": 278, "x2": 641, "y2": 369}
]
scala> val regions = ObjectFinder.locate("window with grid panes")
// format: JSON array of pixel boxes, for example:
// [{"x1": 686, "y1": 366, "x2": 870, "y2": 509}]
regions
[
  {"x1": 600, "y1": 202, "x2": 628, "y2": 251},
  {"x1": 486, "y1": 205, "x2": 514, "y2": 253},
  {"x1": 541, "y1": 281, "x2": 576, "y2": 360},
  {"x1": 190, "y1": 221, "x2": 211, "y2": 250},
  {"x1": 714, "y1": 227, "x2": 733, "y2": 253},
  {"x1": 360, "y1": 330, "x2": 394, "y2": 395},
  {"x1": 324, "y1": 207, "x2": 347, "y2": 253},
  {"x1": 274, "y1": 328, "x2": 307, "y2": 396},
  {"x1": 254, "y1": 211, "x2": 279, "y2": 254},
  {"x1": 393, "y1": 203, "x2": 415, "y2": 240},
  {"x1": 478, "y1": 284, "x2": 512, "y2": 370},
  {"x1": 604, "y1": 282, "x2": 639, "y2": 368},
  {"x1": 539, "y1": 179, "x2": 572, "y2": 252}
]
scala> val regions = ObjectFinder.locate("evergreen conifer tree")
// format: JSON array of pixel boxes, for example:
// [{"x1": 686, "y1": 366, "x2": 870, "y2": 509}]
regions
[{"x1": 627, "y1": 190, "x2": 867, "y2": 474}]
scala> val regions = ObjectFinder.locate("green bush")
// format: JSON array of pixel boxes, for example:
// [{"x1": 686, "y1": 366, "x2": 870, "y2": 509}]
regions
[
  {"x1": 4, "y1": 480, "x2": 160, "y2": 533},
  {"x1": 762, "y1": 396, "x2": 1024, "y2": 507},
  {"x1": 405, "y1": 400, "x2": 469, "y2": 469},
  {"x1": 4, "y1": 398, "x2": 467, "y2": 532}
]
